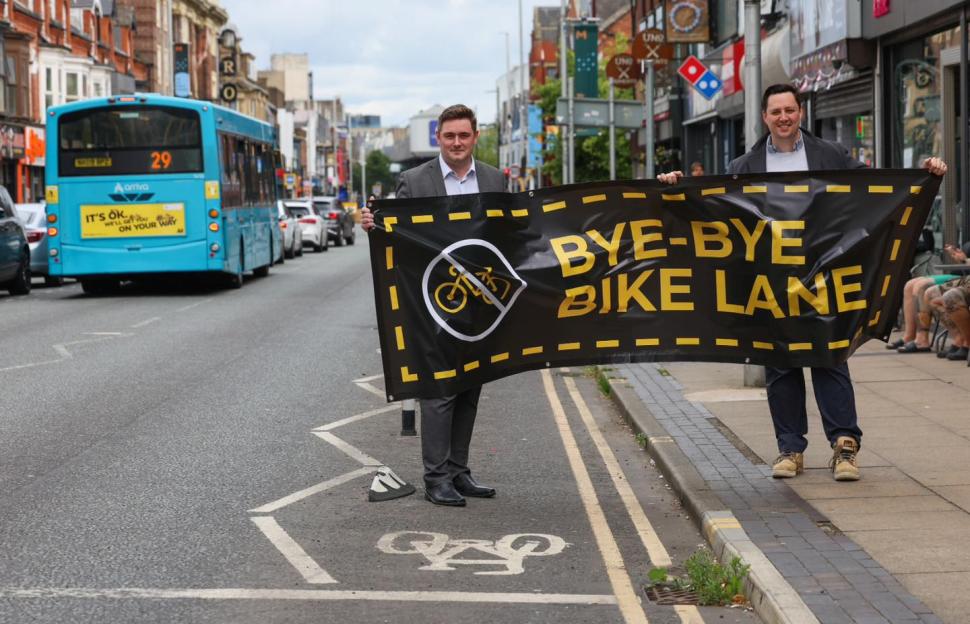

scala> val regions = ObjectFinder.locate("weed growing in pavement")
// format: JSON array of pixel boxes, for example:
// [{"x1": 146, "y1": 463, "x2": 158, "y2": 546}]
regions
[
  {"x1": 635, "y1": 432, "x2": 648, "y2": 448},
  {"x1": 657, "y1": 367, "x2": 671, "y2": 376},
  {"x1": 647, "y1": 548, "x2": 750, "y2": 606},
  {"x1": 586, "y1": 366, "x2": 612, "y2": 396}
]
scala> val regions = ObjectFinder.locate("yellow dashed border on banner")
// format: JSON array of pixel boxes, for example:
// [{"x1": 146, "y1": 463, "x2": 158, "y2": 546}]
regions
[
  {"x1": 784, "y1": 185, "x2": 809, "y2": 193},
  {"x1": 559, "y1": 342, "x2": 581, "y2": 351},
  {"x1": 636, "y1": 338, "x2": 660, "y2": 346},
  {"x1": 434, "y1": 369, "x2": 457, "y2": 380},
  {"x1": 702, "y1": 187, "x2": 726, "y2": 196},
  {"x1": 900, "y1": 206, "x2": 913, "y2": 226},
  {"x1": 868, "y1": 311, "x2": 881, "y2": 327},
  {"x1": 394, "y1": 326, "x2": 405, "y2": 351},
  {"x1": 522, "y1": 346, "x2": 544, "y2": 356},
  {"x1": 788, "y1": 343, "x2": 813, "y2": 351},
  {"x1": 622, "y1": 192, "x2": 646, "y2": 199},
  {"x1": 715, "y1": 338, "x2": 739, "y2": 347},
  {"x1": 911, "y1": 186, "x2": 922, "y2": 194},
  {"x1": 890, "y1": 239, "x2": 901, "y2": 262},
  {"x1": 385, "y1": 247, "x2": 394, "y2": 270},
  {"x1": 662, "y1": 193, "x2": 686, "y2": 201},
  {"x1": 412, "y1": 215, "x2": 433, "y2": 224},
  {"x1": 753, "y1": 341, "x2": 774, "y2": 350},
  {"x1": 449, "y1": 212, "x2": 472, "y2": 221},
  {"x1": 486, "y1": 209, "x2": 504, "y2": 218},
  {"x1": 583, "y1": 194, "x2": 607, "y2": 204},
  {"x1": 384, "y1": 216, "x2": 398, "y2": 232},
  {"x1": 511, "y1": 208, "x2": 529, "y2": 218},
  {"x1": 389, "y1": 286, "x2": 399, "y2": 311},
  {"x1": 881, "y1": 275, "x2": 891, "y2": 297},
  {"x1": 543, "y1": 200, "x2": 567, "y2": 212},
  {"x1": 829, "y1": 340, "x2": 851, "y2": 350},
  {"x1": 463, "y1": 360, "x2": 480, "y2": 372},
  {"x1": 743, "y1": 185, "x2": 767, "y2": 194},
  {"x1": 401, "y1": 367, "x2": 419, "y2": 383},
  {"x1": 596, "y1": 339, "x2": 619, "y2": 348},
  {"x1": 869, "y1": 185, "x2": 893, "y2": 194},
  {"x1": 490, "y1": 352, "x2": 510, "y2": 363},
  {"x1": 676, "y1": 337, "x2": 699, "y2": 346},
  {"x1": 826, "y1": 185, "x2": 851, "y2": 193}
]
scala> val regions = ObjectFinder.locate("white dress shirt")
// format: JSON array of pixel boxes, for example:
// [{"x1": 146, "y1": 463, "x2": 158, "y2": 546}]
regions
[{"x1": 439, "y1": 154, "x2": 480, "y2": 196}]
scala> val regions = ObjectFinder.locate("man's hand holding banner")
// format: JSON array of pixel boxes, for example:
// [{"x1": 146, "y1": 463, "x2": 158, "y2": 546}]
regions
[{"x1": 368, "y1": 171, "x2": 941, "y2": 401}]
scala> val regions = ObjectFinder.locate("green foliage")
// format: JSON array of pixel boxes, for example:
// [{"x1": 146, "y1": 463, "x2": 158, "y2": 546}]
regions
[
  {"x1": 474, "y1": 125, "x2": 499, "y2": 169},
  {"x1": 647, "y1": 567, "x2": 668, "y2": 583},
  {"x1": 635, "y1": 432, "x2": 648, "y2": 448},
  {"x1": 533, "y1": 33, "x2": 638, "y2": 185},
  {"x1": 352, "y1": 150, "x2": 395, "y2": 198},
  {"x1": 683, "y1": 550, "x2": 751, "y2": 606}
]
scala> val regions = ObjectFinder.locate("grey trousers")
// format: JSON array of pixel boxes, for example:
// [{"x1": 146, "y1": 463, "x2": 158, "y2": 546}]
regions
[{"x1": 419, "y1": 386, "x2": 482, "y2": 487}]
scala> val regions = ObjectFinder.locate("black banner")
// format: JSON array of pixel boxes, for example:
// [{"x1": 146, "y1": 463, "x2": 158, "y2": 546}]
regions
[{"x1": 368, "y1": 170, "x2": 940, "y2": 401}]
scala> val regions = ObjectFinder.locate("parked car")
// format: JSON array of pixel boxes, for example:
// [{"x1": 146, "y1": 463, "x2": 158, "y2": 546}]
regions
[
  {"x1": 313, "y1": 196, "x2": 356, "y2": 246},
  {"x1": 16, "y1": 202, "x2": 64, "y2": 286},
  {"x1": 0, "y1": 187, "x2": 30, "y2": 295},
  {"x1": 284, "y1": 198, "x2": 328, "y2": 252},
  {"x1": 276, "y1": 200, "x2": 304, "y2": 259}
]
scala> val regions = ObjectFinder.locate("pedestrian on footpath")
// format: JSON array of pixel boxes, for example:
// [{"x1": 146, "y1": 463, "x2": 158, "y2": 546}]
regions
[
  {"x1": 361, "y1": 104, "x2": 507, "y2": 506},
  {"x1": 658, "y1": 83, "x2": 948, "y2": 482}
]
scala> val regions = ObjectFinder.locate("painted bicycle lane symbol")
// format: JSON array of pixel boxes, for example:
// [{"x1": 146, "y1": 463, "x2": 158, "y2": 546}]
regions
[{"x1": 377, "y1": 531, "x2": 568, "y2": 575}]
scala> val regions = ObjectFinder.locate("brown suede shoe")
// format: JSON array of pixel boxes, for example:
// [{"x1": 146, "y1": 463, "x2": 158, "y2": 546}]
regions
[
  {"x1": 772, "y1": 451, "x2": 804, "y2": 478},
  {"x1": 830, "y1": 436, "x2": 860, "y2": 481}
]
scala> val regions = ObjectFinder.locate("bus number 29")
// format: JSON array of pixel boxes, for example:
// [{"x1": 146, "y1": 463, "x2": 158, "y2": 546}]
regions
[{"x1": 151, "y1": 151, "x2": 173, "y2": 170}]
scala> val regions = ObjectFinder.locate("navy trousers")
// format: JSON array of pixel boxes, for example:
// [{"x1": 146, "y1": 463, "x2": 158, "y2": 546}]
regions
[
  {"x1": 419, "y1": 386, "x2": 482, "y2": 487},
  {"x1": 765, "y1": 362, "x2": 862, "y2": 453}
]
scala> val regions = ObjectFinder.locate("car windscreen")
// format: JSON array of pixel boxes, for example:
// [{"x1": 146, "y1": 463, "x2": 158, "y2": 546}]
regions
[
  {"x1": 58, "y1": 105, "x2": 203, "y2": 177},
  {"x1": 313, "y1": 200, "x2": 333, "y2": 211},
  {"x1": 286, "y1": 205, "x2": 311, "y2": 218}
]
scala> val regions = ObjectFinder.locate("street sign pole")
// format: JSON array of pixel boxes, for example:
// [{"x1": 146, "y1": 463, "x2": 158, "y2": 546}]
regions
[
  {"x1": 743, "y1": 0, "x2": 765, "y2": 389},
  {"x1": 645, "y1": 60, "x2": 655, "y2": 179},
  {"x1": 568, "y1": 76, "x2": 575, "y2": 184},
  {"x1": 560, "y1": 0, "x2": 568, "y2": 185},
  {"x1": 608, "y1": 78, "x2": 616, "y2": 180}
]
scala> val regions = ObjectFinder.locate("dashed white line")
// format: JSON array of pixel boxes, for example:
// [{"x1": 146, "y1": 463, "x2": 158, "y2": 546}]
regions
[
  {"x1": 0, "y1": 587, "x2": 618, "y2": 605},
  {"x1": 248, "y1": 466, "x2": 376, "y2": 514},
  {"x1": 131, "y1": 317, "x2": 161, "y2": 329},
  {"x1": 176, "y1": 298, "x2": 214, "y2": 313},
  {"x1": 250, "y1": 516, "x2": 337, "y2": 584}
]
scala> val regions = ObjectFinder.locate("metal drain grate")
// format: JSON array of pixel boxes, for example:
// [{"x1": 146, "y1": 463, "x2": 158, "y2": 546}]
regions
[{"x1": 643, "y1": 585, "x2": 700, "y2": 605}]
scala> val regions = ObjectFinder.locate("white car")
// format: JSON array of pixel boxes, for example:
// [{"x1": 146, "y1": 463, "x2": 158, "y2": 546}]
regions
[
  {"x1": 283, "y1": 199, "x2": 328, "y2": 252},
  {"x1": 276, "y1": 200, "x2": 304, "y2": 259}
]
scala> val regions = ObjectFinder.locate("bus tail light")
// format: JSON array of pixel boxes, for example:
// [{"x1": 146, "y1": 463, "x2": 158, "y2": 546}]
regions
[
  {"x1": 210, "y1": 243, "x2": 221, "y2": 252},
  {"x1": 209, "y1": 223, "x2": 220, "y2": 232},
  {"x1": 47, "y1": 213, "x2": 57, "y2": 223},
  {"x1": 47, "y1": 227, "x2": 58, "y2": 237},
  {"x1": 49, "y1": 249, "x2": 58, "y2": 257},
  {"x1": 26, "y1": 229, "x2": 45, "y2": 243},
  {"x1": 209, "y1": 209, "x2": 219, "y2": 218}
]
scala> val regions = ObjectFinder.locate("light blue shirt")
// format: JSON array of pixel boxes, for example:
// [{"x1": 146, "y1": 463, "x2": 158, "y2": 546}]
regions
[
  {"x1": 439, "y1": 154, "x2": 479, "y2": 196},
  {"x1": 765, "y1": 131, "x2": 809, "y2": 172}
]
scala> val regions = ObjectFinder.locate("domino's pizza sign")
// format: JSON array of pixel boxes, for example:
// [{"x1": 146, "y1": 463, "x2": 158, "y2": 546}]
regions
[{"x1": 677, "y1": 55, "x2": 723, "y2": 101}]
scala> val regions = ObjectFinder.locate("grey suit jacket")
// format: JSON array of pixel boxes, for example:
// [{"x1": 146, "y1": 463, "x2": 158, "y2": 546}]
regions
[{"x1": 395, "y1": 157, "x2": 506, "y2": 199}]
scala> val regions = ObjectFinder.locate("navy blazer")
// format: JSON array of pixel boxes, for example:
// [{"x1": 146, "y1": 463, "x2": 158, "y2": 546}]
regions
[
  {"x1": 395, "y1": 157, "x2": 506, "y2": 199},
  {"x1": 726, "y1": 128, "x2": 867, "y2": 174}
]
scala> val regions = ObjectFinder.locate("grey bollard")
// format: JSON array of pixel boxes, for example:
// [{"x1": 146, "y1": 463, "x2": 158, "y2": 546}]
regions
[
  {"x1": 401, "y1": 399, "x2": 417, "y2": 436},
  {"x1": 743, "y1": 364, "x2": 766, "y2": 387}
]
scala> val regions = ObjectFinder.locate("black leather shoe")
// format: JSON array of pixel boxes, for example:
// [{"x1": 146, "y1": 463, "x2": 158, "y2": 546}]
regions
[
  {"x1": 453, "y1": 473, "x2": 496, "y2": 498},
  {"x1": 424, "y1": 482, "x2": 466, "y2": 506}
]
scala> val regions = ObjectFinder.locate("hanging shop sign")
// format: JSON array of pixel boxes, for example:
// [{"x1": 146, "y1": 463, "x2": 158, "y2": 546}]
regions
[
  {"x1": 665, "y1": 0, "x2": 710, "y2": 43},
  {"x1": 606, "y1": 54, "x2": 642, "y2": 88}
]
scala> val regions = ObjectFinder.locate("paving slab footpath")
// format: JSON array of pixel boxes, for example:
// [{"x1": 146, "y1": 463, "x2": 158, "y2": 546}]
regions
[{"x1": 607, "y1": 339, "x2": 970, "y2": 624}]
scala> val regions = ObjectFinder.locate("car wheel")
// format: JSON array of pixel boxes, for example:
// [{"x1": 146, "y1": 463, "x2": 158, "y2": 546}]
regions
[
  {"x1": 346, "y1": 227, "x2": 356, "y2": 246},
  {"x1": 296, "y1": 244, "x2": 303, "y2": 257},
  {"x1": 7, "y1": 251, "x2": 31, "y2": 295},
  {"x1": 335, "y1": 230, "x2": 345, "y2": 247}
]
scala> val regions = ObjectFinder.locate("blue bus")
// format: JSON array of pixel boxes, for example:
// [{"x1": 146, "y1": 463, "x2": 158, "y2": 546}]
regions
[{"x1": 45, "y1": 94, "x2": 280, "y2": 293}]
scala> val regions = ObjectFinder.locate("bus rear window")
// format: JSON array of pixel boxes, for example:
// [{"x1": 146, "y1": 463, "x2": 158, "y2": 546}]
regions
[{"x1": 58, "y1": 105, "x2": 203, "y2": 177}]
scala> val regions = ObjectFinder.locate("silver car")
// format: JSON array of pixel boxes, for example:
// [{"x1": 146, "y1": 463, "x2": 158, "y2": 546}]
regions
[
  {"x1": 16, "y1": 202, "x2": 64, "y2": 286},
  {"x1": 276, "y1": 200, "x2": 304, "y2": 259}
]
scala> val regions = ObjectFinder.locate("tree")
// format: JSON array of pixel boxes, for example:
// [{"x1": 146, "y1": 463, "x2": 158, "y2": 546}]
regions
[
  {"x1": 352, "y1": 150, "x2": 394, "y2": 198},
  {"x1": 534, "y1": 33, "x2": 636, "y2": 185},
  {"x1": 474, "y1": 125, "x2": 499, "y2": 168}
]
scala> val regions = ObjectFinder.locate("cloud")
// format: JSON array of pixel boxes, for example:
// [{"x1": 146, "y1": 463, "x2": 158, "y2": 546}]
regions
[{"x1": 219, "y1": 0, "x2": 554, "y2": 126}]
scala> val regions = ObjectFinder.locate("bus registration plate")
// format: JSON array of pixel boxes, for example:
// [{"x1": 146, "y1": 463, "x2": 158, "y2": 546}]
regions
[{"x1": 80, "y1": 203, "x2": 186, "y2": 238}]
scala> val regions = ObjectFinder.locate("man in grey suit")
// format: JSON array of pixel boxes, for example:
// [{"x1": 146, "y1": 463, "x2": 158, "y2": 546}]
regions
[{"x1": 362, "y1": 104, "x2": 506, "y2": 506}]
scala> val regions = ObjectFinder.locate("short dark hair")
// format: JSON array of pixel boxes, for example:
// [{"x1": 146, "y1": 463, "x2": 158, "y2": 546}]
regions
[
  {"x1": 761, "y1": 84, "x2": 801, "y2": 112},
  {"x1": 438, "y1": 104, "x2": 477, "y2": 133}
]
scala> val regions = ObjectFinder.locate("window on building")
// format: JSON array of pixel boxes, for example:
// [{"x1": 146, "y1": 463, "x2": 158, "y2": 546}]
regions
[
  {"x1": 48, "y1": 0, "x2": 57, "y2": 21},
  {"x1": 44, "y1": 67, "x2": 54, "y2": 111},
  {"x1": 65, "y1": 72, "x2": 79, "y2": 102},
  {"x1": 82, "y1": 75, "x2": 88, "y2": 99},
  {"x1": 93, "y1": 81, "x2": 103, "y2": 98},
  {"x1": 5, "y1": 57, "x2": 17, "y2": 117}
]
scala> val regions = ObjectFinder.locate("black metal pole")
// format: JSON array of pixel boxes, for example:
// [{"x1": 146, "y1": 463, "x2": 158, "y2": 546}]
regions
[{"x1": 961, "y1": 4, "x2": 969, "y2": 244}]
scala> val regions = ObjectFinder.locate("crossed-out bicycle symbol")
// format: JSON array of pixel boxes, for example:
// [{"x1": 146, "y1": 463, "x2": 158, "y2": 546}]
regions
[
  {"x1": 377, "y1": 531, "x2": 568, "y2": 575},
  {"x1": 433, "y1": 265, "x2": 513, "y2": 315}
]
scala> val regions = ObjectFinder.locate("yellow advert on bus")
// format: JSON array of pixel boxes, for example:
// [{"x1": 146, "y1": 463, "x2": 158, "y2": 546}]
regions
[{"x1": 80, "y1": 203, "x2": 186, "y2": 238}]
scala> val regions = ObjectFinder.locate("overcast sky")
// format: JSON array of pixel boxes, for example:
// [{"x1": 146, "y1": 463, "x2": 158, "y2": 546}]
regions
[{"x1": 220, "y1": 0, "x2": 558, "y2": 127}]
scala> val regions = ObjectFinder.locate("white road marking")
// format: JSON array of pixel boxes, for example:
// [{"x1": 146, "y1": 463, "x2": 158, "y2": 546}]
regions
[
  {"x1": 354, "y1": 381, "x2": 387, "y2": 398},
  {"x1": 353, "y1": 374, "x2": 384, "y2": 383},
  {"x1": 0, "y1": 334, "x2": 131, "y2": 374},
  {"x1": 248, "y1": 467, "x2": 376, "y2": 514},
  {"x1": 563, "y1": 374, "x2": 704, "y2": 624},
  {"x1": 250, "y1": 516, "x2": 337, "y2": 584},
  {"x1": 541, "y1": 369, "x2": 648, "y2": 624},
  {"x1": 563, "y1": 376, "x2": 672, "y2": 568},
  {"x1": 0, "y1": 586, "x2": 618, "y2": 605},
  {"x1": 131, "y1": 317, "x2": 161, "y2": 329},
  {"x1": 176, "y1": 298, "x2": 214, "y2": 313},
  {"x1": 313, "y1": 432, "x2": 383, "y2": 466},
  {"x1": 377, "y1": 531, "x2": 568, "y2": 575},
  {"x1": 312, "y1": 404, "x2": 399, "y2": 432}
]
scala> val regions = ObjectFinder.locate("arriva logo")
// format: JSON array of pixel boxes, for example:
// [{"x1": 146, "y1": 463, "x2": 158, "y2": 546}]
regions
[{"x1": 110, "y1": 182, "x2": 154, "y2": 203}]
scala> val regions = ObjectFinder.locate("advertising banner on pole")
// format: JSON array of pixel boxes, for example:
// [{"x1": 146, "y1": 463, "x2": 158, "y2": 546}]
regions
[
  {"x1": 368, "y1": 171, "x2": 940, "y2": 401},
  {"x1": 573, "y1": 24, "x2": 599, "y2": 98}
]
